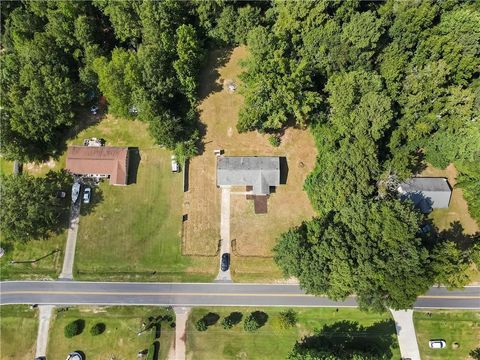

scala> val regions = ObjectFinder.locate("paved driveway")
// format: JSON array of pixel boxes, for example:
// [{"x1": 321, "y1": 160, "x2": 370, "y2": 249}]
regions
[
  {"x1": 59, "y1": 191, "x2": 81, "y2": 280},
  {"x1": 390, "y1": 309, "x2": 421, "y2": 360},
  {"x1": 215, "y1": 186, "x2": 232, "y2": 282}
]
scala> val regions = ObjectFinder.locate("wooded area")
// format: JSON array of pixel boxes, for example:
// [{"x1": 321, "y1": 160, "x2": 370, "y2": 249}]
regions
[{"x1": 1, "y1": 0, "x2": 479, "y2": 313}]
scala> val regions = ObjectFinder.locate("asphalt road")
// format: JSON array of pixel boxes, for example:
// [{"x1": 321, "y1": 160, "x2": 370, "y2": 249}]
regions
[{"x1": 1, "y1": 281, "x2": 479, "y2": 309}]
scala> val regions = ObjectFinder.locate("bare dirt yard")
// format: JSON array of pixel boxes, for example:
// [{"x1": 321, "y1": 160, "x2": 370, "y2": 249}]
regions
[{"x1": 183, "y1": 46, "x2": 317, "y2": 281}]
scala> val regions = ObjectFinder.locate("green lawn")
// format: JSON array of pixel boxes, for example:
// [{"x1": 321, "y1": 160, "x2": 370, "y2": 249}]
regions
[
  {"x1": 0, "y1": 231, "x2": 66, "y2": 280},
  {"x1": 0, "y1": 305, "x2": 38, "y2": 360},
  {"x1": 186, "y1": 307, "x2": 400, "y2": 360},
  {"x1": 47, "y1": 306, "x2": 175, "y2": 360},
  {"x1": 414, "y1": 310, "x2": 480, "y2": 360},
  {"x1": 73, "y1": 116, "x2": 216, "y2": 281},
  {"x1": 1, "y1": 114, "x2": 216, "y2": 281}
]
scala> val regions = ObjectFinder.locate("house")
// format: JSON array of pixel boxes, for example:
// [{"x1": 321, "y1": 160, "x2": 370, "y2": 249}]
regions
[
  {"x1": 66, "y1": 146, "x2": 129, "y2": 185},
  {"x1": 216, "y1": 156, "x2": 280, "y2": 195},
  {"x1": 397, "y1": 177, "x2": 452, "y2": 213}
]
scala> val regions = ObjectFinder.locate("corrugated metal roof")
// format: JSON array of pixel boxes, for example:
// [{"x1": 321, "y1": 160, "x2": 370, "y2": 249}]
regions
[{"x1": 397, "y1": 177, "x2": 452, "y2": 213}]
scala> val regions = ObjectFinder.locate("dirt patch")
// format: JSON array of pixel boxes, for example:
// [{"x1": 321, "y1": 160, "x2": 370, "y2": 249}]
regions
[
  {"x1": 421, "y1": 163, "x2": 479, "y2": 234},
  {"x1": 183, "y1": 46, "x2": 317, "y2": 280}
]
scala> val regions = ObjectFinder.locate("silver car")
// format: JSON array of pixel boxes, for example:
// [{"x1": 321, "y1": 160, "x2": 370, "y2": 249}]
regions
[{"x1": 83, "y1": 187, "x2": 91, "y2": 204}]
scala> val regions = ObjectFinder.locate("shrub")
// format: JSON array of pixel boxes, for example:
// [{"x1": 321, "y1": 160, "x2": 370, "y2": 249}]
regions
[
  {"x1": 64, "y1": 319, "x2": 84, "y2": 338},
  {"x1": 244, "y1": 313, "x2": 260, "y2": 332},
  {"x1": 279, "y1": 309, "x2": 297, "y2": 329},
  {"x1": 195, "y1": 318, "x2": 208, "y2": 331},
  {"x1": 90, "y1": 322, "x2": 106, "y2": 336},
  {"x1": 268, "y1": 134, "x2": 281, "y2": 147},
  {"x1": 221, "y1": 316, "x2": 234, "y2": 329}
]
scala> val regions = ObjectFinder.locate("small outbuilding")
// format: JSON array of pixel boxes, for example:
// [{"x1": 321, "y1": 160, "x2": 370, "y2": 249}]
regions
[
  {"x1": 397, "y1": 177, "x2": 452, "y2": 213},
  {"x1": 216, "y1": 156, "x2": 280, "y2": 195},
  {"x1": 66, "y1": 146, "x2": 129, "y2": 185}
]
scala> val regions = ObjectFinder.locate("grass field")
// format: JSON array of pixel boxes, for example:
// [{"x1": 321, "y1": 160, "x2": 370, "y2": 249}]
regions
[
  {"x1": 0, "y1": 306, "x2": 38, "y2": 360},
  {"x1": 186, "y1": 307, "x2": 400, "y2": 360},
  {"x1": 184, "y1": 46, "x2": 317, "y2": 281},
  {"x1": 414, "y1": 310, "x2": 480, "y2": 360},
  {"x1": 47, "y1": 306, "x2": 175, "y2": 360}
]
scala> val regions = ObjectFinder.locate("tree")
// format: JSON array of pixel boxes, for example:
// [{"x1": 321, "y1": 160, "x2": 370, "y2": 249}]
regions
[
  {"x1": 279, "y1": 309, "x2": 297, "y2": 329},
  {"x1": 90, "y1": 322, "x2": 106, "y2": 336},
  {"x1": 0, "y1": 171, "x2": 72, "y2": 242},
  {"x1": 431, "y1": 241, "x2": 471, "y2": 289},
  {"x1": 64, "y1": 319, "x2": 84, "y2": 338},
  {"x1": 93, "y1": 48, "x2": 139, "y2": 118},
  {"x1": 470, "y1": 347, "x2": 480, "y2": 360},
  {"x1": 275, "y1": 199, "x2": 432, "y2": 312},
  {"x1": 174, "y1": 24, "x2": 203, "y2": 104},
  {"x1": 243, "y1": 313, "x2": 261, "y2": 332},
  {"x1": 195, "y1": 318, "x2": 207, "y2": 332},
  {"x1": 221, "y1": 316, "x2": 234, "y2": 330}
]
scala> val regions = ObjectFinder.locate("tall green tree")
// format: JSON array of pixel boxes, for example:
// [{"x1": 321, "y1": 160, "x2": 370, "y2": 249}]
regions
[{"x1": 0, "y1": 171, "x2": 72, "y2": 242}]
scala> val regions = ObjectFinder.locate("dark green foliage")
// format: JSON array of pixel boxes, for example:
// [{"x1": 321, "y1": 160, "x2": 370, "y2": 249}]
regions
[
  {"x1": 268, "y1": 135, "x2": 281, "y2": 147},
  {"x1": 64, "y1": 319, "x2": 85, "y2": 338},
  {"x1": 221, "y1": 312, "x2": 243, "y2": 330},
  {"x1": 243, "y1": 311, "x2": 268, "y2": 332},
  {"x1": 195, "y1": 318, "x2": 207, "y2": 332},
  {"x1": 275, "y1": 199, "x2": 432, "y2": 312},
  {"x1": 456, "y1": 161, "x2": 480, "y2": 222},
  {"x1": 90, "y1": 322, "x2": 106, "y2": 336},
  {"x1": 0, "y1": 171, "x2": 73, "y2": 242},
  {"x1": 279, "y1": 309, "x2": 297, "y2": 329},
  {"x1": 431, "y1": 241, "x2": 471, "y2": 289}
]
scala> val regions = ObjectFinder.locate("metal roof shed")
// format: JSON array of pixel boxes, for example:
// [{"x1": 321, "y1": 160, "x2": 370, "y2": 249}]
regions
[{"x1": 397, "y1": 177, "x2": 452, "y2": 213}]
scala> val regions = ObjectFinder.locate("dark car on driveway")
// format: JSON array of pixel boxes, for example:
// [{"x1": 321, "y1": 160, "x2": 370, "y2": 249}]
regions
[{"x1": 221, "y1": 253, "x2": 230, "y2": 271}]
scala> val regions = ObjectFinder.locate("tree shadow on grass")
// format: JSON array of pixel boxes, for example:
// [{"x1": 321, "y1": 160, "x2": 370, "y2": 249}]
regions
[
  {"x1": 436, "y1": 221, "x2": 479, "y2": 250},
  {"x1": 294, "y1": 320, "x2": 397, "y2": 359},
  {"x1": 226, "y1": 312, "x2": 243, "y2": 325},
  {"x1": 251, "y1": 311, "x2": 268, "y2": 328},
  {"x1": 202, "y1": 312, "x2": 220, "y2": 326},
  {"x1": 197, "y1": 47, "x2": 234, "y2": 101}
]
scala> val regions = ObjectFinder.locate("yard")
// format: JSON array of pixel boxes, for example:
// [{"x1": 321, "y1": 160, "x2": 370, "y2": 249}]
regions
[
  {"x1": 183, "y1": 46, "x2": 317, "y2": 281},
  {"x1": 72, "y1": 116, "x2": 216, "y2": 281},
  {"x1": 186, "y1": 307, "x2": 400, "y2": 360},
  {"x1": 421, "y1": 163, "x2": 478, "y2": 235},
  {"x1": 414, "y1": 310, "x2": 480, "y2": 360},
  {"x1": 46, "y1": 306, "x2": 175, "y2": 360},
  {"x1": 0, "y1": 305, "x2": 38, "y2": 360}
]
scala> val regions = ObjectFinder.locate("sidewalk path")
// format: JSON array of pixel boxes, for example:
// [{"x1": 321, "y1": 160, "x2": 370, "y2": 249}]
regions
[
  {"x1": 390, "y1": 309, "x2": 421, "y2": 360},
  {"x1": 35, "y1": 305, "x2": 54, "y2": 358},
  {"x1": 215, "y1": 186, "x2": 232, "y2": 282},
  {"x1": 59, "y1": 198, "x2": 81, "y2": 280},
  {"x1": 172, "y1": 307, "x2": 191, "y2": 360}
]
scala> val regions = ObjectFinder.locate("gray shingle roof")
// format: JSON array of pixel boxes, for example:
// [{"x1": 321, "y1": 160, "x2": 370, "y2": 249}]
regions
[
  {"x1": 217, "y1": 156, "x2": 280, "y2": 195},
  {"x1": 397, "y1": 177, "x2": 452, "y2": 213}
]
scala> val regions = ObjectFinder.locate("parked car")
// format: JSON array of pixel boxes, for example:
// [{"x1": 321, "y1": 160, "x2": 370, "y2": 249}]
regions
[
  {"x1": 221, "y1": 253, "x2": 230, "y2": 271},
  {"x1": 56, "y1": 190, "x2": 66, "y2": 199},
  {"x1": 429, "y1": 340, "x2": 446, "y2": 349},
  {"x1": 83, "y1": 187, "x2": 91, "y2": 204},
  {"x1": 171, "y1": 155, "x2": 179, "y2": 173}
]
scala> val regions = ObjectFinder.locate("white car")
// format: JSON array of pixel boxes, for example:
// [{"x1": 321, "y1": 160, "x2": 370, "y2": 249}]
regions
[
  {"x1": 83, "y1": 187, "x2": 91, "y2": 204},
  {"x1": 429, "y1": 340, "x2": 446, "y2": 349},
  {"x1": 171, "y1": 155, "x2": 179, "y2": 172}
]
